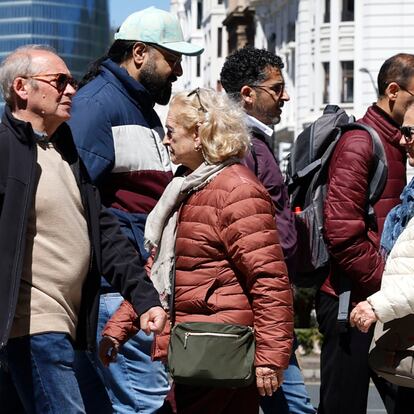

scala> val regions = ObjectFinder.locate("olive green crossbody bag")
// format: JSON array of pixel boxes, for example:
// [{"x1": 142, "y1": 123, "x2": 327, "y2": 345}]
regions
[{"x1": 167, "y1": 263, "x2": 255, "y2": 387}]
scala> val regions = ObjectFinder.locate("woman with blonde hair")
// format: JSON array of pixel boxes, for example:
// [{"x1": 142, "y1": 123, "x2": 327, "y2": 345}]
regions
[{"x1": 100, "y1": 88, "x2": 293, "y2": 414}]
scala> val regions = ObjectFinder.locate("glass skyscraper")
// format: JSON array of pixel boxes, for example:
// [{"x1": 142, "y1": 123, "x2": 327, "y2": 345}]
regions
[{"x1": 0, "y1": 0, "x2": 110, "y2": 79}]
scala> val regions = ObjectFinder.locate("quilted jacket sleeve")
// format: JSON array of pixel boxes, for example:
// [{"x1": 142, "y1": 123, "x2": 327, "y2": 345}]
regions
[
  {"x1": 218, "y1": 181, "x2": 293, "y2": 369},
  {"x1": 101, "y1": 300, "x2": 140, "y2": 342},
  {"x1": 368, "y1": 217, "x2": 414, "y2": 323},
  {"x1": 324, "y1": 131, "x2": 384, "y2": 297}
]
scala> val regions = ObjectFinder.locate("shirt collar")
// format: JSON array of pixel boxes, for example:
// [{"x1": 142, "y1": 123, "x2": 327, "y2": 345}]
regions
[
  {"x1": 246, "y1": 115, "x2": 274, "y2": 139},
  {"x1": 33, "y1": 129, "x2": 52, "y2": 147}
]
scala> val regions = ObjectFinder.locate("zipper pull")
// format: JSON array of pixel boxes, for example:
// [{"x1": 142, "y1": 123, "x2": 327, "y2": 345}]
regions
[{"x1": 184, "y1": 332, "x2": 190, "y2": 349}]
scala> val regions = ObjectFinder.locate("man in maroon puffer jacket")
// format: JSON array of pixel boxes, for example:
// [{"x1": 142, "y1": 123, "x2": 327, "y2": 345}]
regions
[{"x1": 317, "y1": 53, "x2": 414, "y2": 414}]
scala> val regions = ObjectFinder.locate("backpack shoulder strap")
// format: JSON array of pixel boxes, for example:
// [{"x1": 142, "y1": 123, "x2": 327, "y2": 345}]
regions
[
  {"x1": 338, "y1": 123, "x2": 388, "y2": 207},
  {"x1": 335, "y1": 123, "x2": 388, "y2": 330}
]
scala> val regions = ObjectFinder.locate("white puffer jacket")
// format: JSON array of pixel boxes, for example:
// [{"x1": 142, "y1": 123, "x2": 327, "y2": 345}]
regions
[{"x1": 368, "y1": 216, "x2": 414, "y2": 323}]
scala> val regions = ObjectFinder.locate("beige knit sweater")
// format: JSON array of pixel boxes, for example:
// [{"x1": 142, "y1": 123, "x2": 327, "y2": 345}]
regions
[{"x1": 10, "y1": 142, "x2": 90, "y2": 340}]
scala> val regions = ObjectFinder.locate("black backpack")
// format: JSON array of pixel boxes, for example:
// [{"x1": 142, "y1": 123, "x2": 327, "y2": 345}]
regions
[{"x1": 286, "y1": 105, "x2": 388, "y2": 325}]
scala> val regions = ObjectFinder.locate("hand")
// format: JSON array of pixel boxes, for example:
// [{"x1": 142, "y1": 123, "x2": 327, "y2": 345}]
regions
[
  {"x1": 145, "y1": 251, "x2": 155, "y2": 276},
  {"x1": 139, "y1": 306, "x2": 167, "y2": 335},
  {"x1": 256, "y1": 366, "x2": 283, "y2": 397},
  {"x1": 99, "y1": 335, "x2": 120, "y2": 367},
  {"x1": 350, "y1": 301, "x2": 378, "y2": 333}
]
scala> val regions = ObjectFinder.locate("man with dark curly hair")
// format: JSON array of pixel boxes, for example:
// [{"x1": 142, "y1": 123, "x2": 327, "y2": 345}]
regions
[{"x1": 220, "y1": 46, "x2": 316, "y2": 414}]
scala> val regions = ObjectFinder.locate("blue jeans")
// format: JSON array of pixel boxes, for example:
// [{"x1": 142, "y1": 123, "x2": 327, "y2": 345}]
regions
[
  {"x1": 260, "y1": 346, "x2": 316, "y2": 414},
  {"x1": 0, "y1": 333, "x2": 86, "y2": 414},
  {"x1": 76, "y1": 293, "x2": 169, "y2": 414}
]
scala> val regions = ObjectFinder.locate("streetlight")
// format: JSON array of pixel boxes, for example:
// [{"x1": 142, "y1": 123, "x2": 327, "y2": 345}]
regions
[{"x1": 359, "y1": 67, "x2": 379, "y2": 98}]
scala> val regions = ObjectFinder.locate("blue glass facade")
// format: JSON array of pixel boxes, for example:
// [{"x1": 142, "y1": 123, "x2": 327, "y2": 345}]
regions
[{"x1": 0, "y1": 0, "x2": 109, "y2": 79}]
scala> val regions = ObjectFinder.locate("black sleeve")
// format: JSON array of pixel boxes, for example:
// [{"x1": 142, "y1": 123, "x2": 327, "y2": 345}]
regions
[{"x1": 99, "y1": 207, "x2": 161, "y2": 315}]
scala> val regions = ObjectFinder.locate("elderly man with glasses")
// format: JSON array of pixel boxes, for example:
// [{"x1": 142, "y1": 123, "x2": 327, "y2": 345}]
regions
[
  {"x1": 0, "y1": 44, "x2": 166, "y2": 414},
  {"x1": 68, "y1": 7, "x2": 203, "y2": 414}
]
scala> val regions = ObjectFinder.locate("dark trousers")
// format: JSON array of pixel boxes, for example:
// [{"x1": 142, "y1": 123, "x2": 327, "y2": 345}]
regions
[
  {"x1": 316, "y1": 292, "x2": 414, "y2": 414},
  {"x1": 158, "y1": 382, "x2": 259, "y2": 414}
]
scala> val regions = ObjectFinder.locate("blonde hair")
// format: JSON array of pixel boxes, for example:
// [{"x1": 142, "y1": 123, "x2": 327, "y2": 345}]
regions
[{"x1": 170, "y1": 88, "x2": 250, "y2": 163}]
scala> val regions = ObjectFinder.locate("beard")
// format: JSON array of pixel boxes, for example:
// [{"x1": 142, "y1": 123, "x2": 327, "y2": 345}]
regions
[
  {"x1": 139, "y1": 59, "x2": 176, "y2": 105},
  {"x1": 255, "y1": 100, "x2": 282, "y2": 126}
]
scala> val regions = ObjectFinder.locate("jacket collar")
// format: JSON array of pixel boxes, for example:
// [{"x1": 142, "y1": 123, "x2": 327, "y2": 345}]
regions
[
  {"x1": 1, "y1": 104, "x2": 79, "y2": 165},
  {"x1": 100, "y1": 59, "x2": 156, "y2": 112},
  {"x1": 362, "y1": 104, "x2": 402, "y2": 147},
  {"x1": 2, "y1": 105, "x2": 37, "y2": 144}
]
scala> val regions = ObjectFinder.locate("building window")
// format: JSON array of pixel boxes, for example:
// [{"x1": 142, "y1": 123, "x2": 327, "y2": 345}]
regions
[
  {"x1": 268, "y1": 33, "x2": 276, "y2": 52},
  {"x1": 217, "y1": 27, "x2": 222, "y2": 58},
  {"x1": 341, "y1": 61, "x2": 354, "y2": 102},
  {"x1": 196, "y1": 55, "x2": 201, "y2": 77},
  {"x1": 287, "y1": 22, "x2": 295, "y2": 43},
  {"x1": 197, "y1": 0, "x2": 202, "y2": 29},
  {"x1": 324, "y1": 0, "x2": 330, "y2": 23},
  {"x1": 323, "y1": 62, "x2": 330, "y2": 103},
  {"x1": 342, "y1": 0, "x2": 354, "y2": 21},
  {"x1": 218, "y1": 0, "x2": 223, "y2": 4}
]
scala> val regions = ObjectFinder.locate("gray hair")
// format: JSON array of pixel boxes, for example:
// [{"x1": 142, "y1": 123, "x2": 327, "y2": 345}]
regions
[{"x1": 0, "y1": 44, "x2": 56, "y2": 105}]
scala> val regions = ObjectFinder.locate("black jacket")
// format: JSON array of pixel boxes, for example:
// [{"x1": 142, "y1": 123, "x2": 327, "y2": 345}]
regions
[{"x1": 0, "y1": 106, "x2": 161, "y2": 350}]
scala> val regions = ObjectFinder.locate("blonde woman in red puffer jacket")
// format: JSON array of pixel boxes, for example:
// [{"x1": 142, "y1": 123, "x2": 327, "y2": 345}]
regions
[{"x1": 99, "y1": 88, "x2": 294, "y2": 414}]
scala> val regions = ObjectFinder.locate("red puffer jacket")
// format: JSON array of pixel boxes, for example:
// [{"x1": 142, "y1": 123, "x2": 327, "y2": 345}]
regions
[
  {"x1": 103, "y1": 163, "x2": 294, "y2": 369},
  {"x1": 321, "y1": 104, "x2": 406, "y2": 303}
]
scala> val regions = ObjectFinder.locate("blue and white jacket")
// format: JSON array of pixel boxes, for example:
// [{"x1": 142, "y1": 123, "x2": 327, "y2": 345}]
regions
[{"x1": 69, "y1": 59, "x2": 173, "y2": 260}]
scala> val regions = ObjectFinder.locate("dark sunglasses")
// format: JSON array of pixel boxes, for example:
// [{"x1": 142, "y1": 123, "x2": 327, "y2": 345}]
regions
[
  {"x1": 401, "y1": 125, "x2": 414, "y2": 143},
  {"x1": 252, "y1": 82, "x2": 285, "y2": 96},
  {"x1": 147, "y1": 43, "x2": 182, "y2": 69},
  {"x1": 187, "y1": 87, "x2": 208, "y2": 113},
  {"x1": 26, "y1": 73, "x2": 78, "y2": 93}
]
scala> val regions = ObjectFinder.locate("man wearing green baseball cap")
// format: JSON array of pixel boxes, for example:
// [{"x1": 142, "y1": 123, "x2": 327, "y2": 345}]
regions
[{"x1": 69, "y1": 7, "x2": 203, "y2": 413}]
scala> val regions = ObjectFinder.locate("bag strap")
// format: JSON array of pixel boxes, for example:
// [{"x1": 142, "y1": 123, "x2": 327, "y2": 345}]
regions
[
  {"x1": 336, "y1": 123, "x2": 388, "y2": 329},
  {"x1": 169, "y1": 254, "x2": 177, "y2": 326}
]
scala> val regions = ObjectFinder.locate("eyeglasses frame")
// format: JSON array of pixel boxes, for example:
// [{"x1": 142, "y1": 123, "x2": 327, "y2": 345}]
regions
[
  {"x1": 398, "y1": 84, "x2": 414, "y2": 97},
  {"x1": 23, "y1": 72, "x2": 78, "y2": 93},
  {"x1": 187, "y1": 87, "x2": 208, "y2": 113},
  {"x1": 146, "y1": 43, "x2": 182, "y2": 70},
  {"x1": 250, "y1": 82, "x2": 285, "y2": 97}
]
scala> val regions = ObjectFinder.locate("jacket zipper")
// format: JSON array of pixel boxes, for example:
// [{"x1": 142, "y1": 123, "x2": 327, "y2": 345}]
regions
[{"x1": 183, "y1": 329, "x2": 252, "y2": 349}]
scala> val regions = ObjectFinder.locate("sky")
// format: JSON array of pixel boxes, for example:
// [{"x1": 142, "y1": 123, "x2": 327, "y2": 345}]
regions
[{"x1": 109, "y1": 0, "x2": 170, "y2": 28}]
